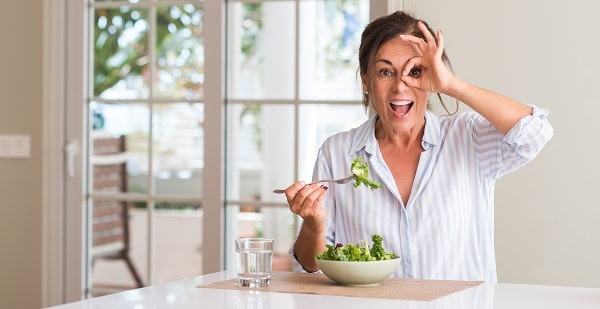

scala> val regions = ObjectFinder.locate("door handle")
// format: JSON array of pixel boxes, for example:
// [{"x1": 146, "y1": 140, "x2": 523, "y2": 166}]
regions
[{"x1": 64, "y1": 139, "x2": 79, "y2": 177}]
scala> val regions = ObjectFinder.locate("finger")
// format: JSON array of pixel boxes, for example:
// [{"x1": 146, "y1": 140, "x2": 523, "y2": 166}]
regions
[
  {"x1": 418, "y1": 22, "x2": 446, "y2": 60},
  {"x1": 399, "y1": 34, "x2": 426, "y2": 51},
  {"x1": 315, "y1": 186, "x2": 328, "y2": 204},
  {"x1": 401, "y1": 55, "x2": 422, "y2": 77},
  {"x1": 290, "y1": 184, "x2": 322, "y2": 214},
  {"x1": 284, "y1": 181, "x2": 306, "y2": 204},
  {"x1": 298, "y1": 185, "x2": 328, "y2": 216},
  {"x1": 285, "y1": 181, "x2": 310, "y2": 214},
  {"x1": 402, "y1": 56, "x2": 430, "y2": 90},
  {"x1": 417, "y1": 21, "x2": 436, "y2": 48},
  {"x1": 435, "y1": 30, "x2": 444, "y2": 58}
]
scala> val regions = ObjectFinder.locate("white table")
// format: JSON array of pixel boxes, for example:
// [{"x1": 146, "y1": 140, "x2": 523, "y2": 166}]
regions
[{"x1": 46, "y1": 271, "x2": 600, "y2": 309}]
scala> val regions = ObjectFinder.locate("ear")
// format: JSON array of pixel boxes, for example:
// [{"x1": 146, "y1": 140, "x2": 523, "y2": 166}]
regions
[{"x1": 360, "y1": 73, "x2": 367, "y2": 92}]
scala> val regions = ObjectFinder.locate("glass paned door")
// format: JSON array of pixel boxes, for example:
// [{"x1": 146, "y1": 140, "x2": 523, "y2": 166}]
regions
[
  {"x1": 224, "y1": 0, "x2": 371, "y2": 272},
  {"x1": 87, "y1": 1, "x2": 205, "y2": 296}
]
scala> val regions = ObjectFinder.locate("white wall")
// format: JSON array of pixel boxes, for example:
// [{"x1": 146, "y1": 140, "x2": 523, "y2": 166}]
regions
[{"x1": 400, "y1": 0, "x2": 600, "y2": 287}]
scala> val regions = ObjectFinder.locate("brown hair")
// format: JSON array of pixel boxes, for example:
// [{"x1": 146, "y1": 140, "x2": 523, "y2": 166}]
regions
[{"x1": 358, "y1": 11, "x2": 455, "y2": 114}]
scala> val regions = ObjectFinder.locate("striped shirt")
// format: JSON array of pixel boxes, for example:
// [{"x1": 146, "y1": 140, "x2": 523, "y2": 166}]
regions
[{"x1": 292, "y1": 105, "x2": 553, "y2": 282}]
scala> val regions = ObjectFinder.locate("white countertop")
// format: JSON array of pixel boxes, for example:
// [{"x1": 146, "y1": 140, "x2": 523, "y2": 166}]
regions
[{"x1": 47, "y1": 271, "x2": 600, "y2": 309}]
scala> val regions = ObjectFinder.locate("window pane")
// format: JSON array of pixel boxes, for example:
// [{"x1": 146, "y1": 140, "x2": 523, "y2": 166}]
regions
[
  {"x1": 155, "y1": 5, "x2": 204, "y2": 100},
  {"x1": 94, "y1": 8, "x2": 150, "y2": 99},
  {"x1": 298, "y1": 104, "x2": 368, "y2": 180},
  {"x1": 298, "y1": 0, "x2": 369, "y2": 100},
  {"x1": 153, "y1": 103, "x2": 204, "y2": 198},
  {"x1": 90, "y1": 199, "x2": 146, "y2": 292},
  {"x1": 91, "y1": 102, "x2": 150, "y2": 194},
  {"x1": 226, "y1": 103, "x2": 295, "y2": 203},
  {"x1": 227, "y1": 1, "x2": 296, "y2": 100},
  {"x1": 223, "y1": 0, "x2": 372, "y2": 279},
  {"x1": 154, "y1": 205, "x2": 203, "y2": 283}
]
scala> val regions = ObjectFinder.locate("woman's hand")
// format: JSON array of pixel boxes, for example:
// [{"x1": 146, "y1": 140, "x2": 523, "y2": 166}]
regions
[
  {"x1": 401, "y1": 21, "x2": 531, "y2": 134},
  {"x1": 285, "y1": 181, "x2": 328, "y2": 233},
  {"x1": 399, "y1": 21, "x2": 465, "y2": 95}
]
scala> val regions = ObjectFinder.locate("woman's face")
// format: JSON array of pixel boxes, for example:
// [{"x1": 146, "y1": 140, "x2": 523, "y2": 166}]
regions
[{"x1": 363, "y1": 36, "x2": 429, "y2": 136}]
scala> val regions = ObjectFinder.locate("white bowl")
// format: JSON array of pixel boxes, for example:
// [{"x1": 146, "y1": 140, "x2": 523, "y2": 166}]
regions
[{"x1": 316, "y1": 258, "x2": 401, "y2": 286}]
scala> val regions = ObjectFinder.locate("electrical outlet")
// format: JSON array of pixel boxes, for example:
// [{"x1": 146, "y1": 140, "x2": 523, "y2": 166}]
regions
[{"x1": 0, "y1": 134, "x2": 31, "y2": 158}]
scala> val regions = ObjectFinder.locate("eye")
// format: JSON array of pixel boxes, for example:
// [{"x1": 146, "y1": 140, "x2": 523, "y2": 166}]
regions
[
  {"x1": 408, "y1": 67, "x2": 423, "y2": 78},
  {"x1": 378, "y1": 68, "x2": 394, "y2": 78}
]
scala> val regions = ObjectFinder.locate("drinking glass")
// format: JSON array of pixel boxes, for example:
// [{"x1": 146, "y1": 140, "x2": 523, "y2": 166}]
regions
[{"x1": 235, "y1": 238, "x2": 274, "y2": 287}]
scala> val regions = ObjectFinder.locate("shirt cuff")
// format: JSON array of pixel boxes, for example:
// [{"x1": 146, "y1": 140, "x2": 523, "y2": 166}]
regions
[
  {"x1": 288, "y1": 245, "x2": 323, "y2": 274},
  {"x1": 503, "y1": 104, "x2": 551, "y2": 144}
]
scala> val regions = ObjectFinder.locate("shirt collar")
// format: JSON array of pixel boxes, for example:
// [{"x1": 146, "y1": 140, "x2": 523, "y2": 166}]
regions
[
  {"x1": 348, "y1": 114, "x2": 377, "y2": 156},
  {"x1": 349, "y1": 111, "x2": 442, "y2": 155},
  {"x1": 422, "y1": 110, "x2": 441, "y2": 149}
]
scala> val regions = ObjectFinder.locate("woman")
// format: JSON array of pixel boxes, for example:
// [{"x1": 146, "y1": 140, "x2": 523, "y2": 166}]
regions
[{"x1": 283, "y1": 11, "x2": 552, "y2": 282}]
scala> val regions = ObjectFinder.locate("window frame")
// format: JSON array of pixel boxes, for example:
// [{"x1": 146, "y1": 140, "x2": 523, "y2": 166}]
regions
[{"x1": 42, "y1": 0, "x2": 393, "y2": 305}]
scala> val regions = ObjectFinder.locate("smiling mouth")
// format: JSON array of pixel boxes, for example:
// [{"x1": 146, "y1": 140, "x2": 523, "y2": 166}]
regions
[{"x1": 390, "y1": 100, "x2": 413, "y2": 116}]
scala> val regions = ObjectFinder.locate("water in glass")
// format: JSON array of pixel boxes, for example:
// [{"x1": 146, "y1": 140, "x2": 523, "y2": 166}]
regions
[{"x1": 235, "y1": 238, "x2": 274, "y2": 287}]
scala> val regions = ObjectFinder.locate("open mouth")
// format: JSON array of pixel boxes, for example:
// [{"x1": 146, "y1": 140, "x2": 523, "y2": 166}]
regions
[{"x1": 390, "y1": 100, "x2": 413, "y2": 116}]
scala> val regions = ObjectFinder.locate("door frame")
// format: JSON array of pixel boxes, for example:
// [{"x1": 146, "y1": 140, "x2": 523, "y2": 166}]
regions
[
  {"x1": 41, "y1": 0, "x2": 227, "y2": 305},
  {"x1": 42, "y1": 0, "x2": 89, "y2": 304},
  {"x1": 42, "y1": 0, "x2": 67, "y2": 305}
]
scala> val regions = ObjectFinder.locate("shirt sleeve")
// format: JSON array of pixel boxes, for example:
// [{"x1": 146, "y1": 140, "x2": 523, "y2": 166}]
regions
[{"x1": 494, "y1": 104, "x2": 553, "y2": 178}]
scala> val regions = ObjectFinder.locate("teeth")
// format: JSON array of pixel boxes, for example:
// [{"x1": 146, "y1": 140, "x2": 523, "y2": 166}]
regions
[{"x1": 390, "y1": 100, "x2": 412, "y2": 106}]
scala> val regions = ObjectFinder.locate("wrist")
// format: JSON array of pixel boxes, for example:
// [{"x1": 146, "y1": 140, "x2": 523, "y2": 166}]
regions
[
  {"x1": 445, "y1": 77, "x2": 469, "y2": 99},
  {"x1": 300, "y1": 221, "x2": 326, "y2": 238}
]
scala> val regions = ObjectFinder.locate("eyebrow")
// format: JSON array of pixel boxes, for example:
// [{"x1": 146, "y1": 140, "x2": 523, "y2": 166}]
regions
[{"x1": 374, "y1": 55, "x2": 421, "y2": 67}]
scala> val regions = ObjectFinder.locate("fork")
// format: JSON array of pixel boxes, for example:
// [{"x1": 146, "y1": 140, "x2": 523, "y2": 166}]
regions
[{"x1": 272, "y1": 175, "x2": 354, "y2": 194}]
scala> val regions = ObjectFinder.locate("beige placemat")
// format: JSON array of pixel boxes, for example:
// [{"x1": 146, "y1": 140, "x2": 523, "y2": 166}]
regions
[{"x1": 198, "y1": 271, "x2": 482, "y2": 301}]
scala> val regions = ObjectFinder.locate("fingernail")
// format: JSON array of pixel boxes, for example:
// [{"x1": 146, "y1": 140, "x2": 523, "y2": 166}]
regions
[{"x1": 321, "y1": 185, "x2": 328, "y2": 190}]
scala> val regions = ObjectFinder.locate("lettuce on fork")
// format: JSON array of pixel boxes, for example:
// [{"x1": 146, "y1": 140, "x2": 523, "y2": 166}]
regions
[{"x1": 351, "y1": 157, "x2": 382, "y2": 190}]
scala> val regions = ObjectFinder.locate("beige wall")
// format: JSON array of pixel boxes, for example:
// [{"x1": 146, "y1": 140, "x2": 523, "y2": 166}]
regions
[
  {"x1": 0, "y1": 1, "x2": 44, "y2": 309},
  {"x1": 0, "y1": 1, "x2": 598, "y2": 308},
  {"x1": 402, "y1": 0, "x2": 600, "y2": 287}
]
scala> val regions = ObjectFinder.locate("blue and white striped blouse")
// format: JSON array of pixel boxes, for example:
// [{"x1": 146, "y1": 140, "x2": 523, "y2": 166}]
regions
[{"x1": 292, "y1": 105, "x2": 553, "y2": 282}]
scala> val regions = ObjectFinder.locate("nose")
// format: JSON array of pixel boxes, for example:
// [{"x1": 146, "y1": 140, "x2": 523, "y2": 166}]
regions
[{"x1": 393, "y1": 75, "x2": 408, "y2": 92}]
